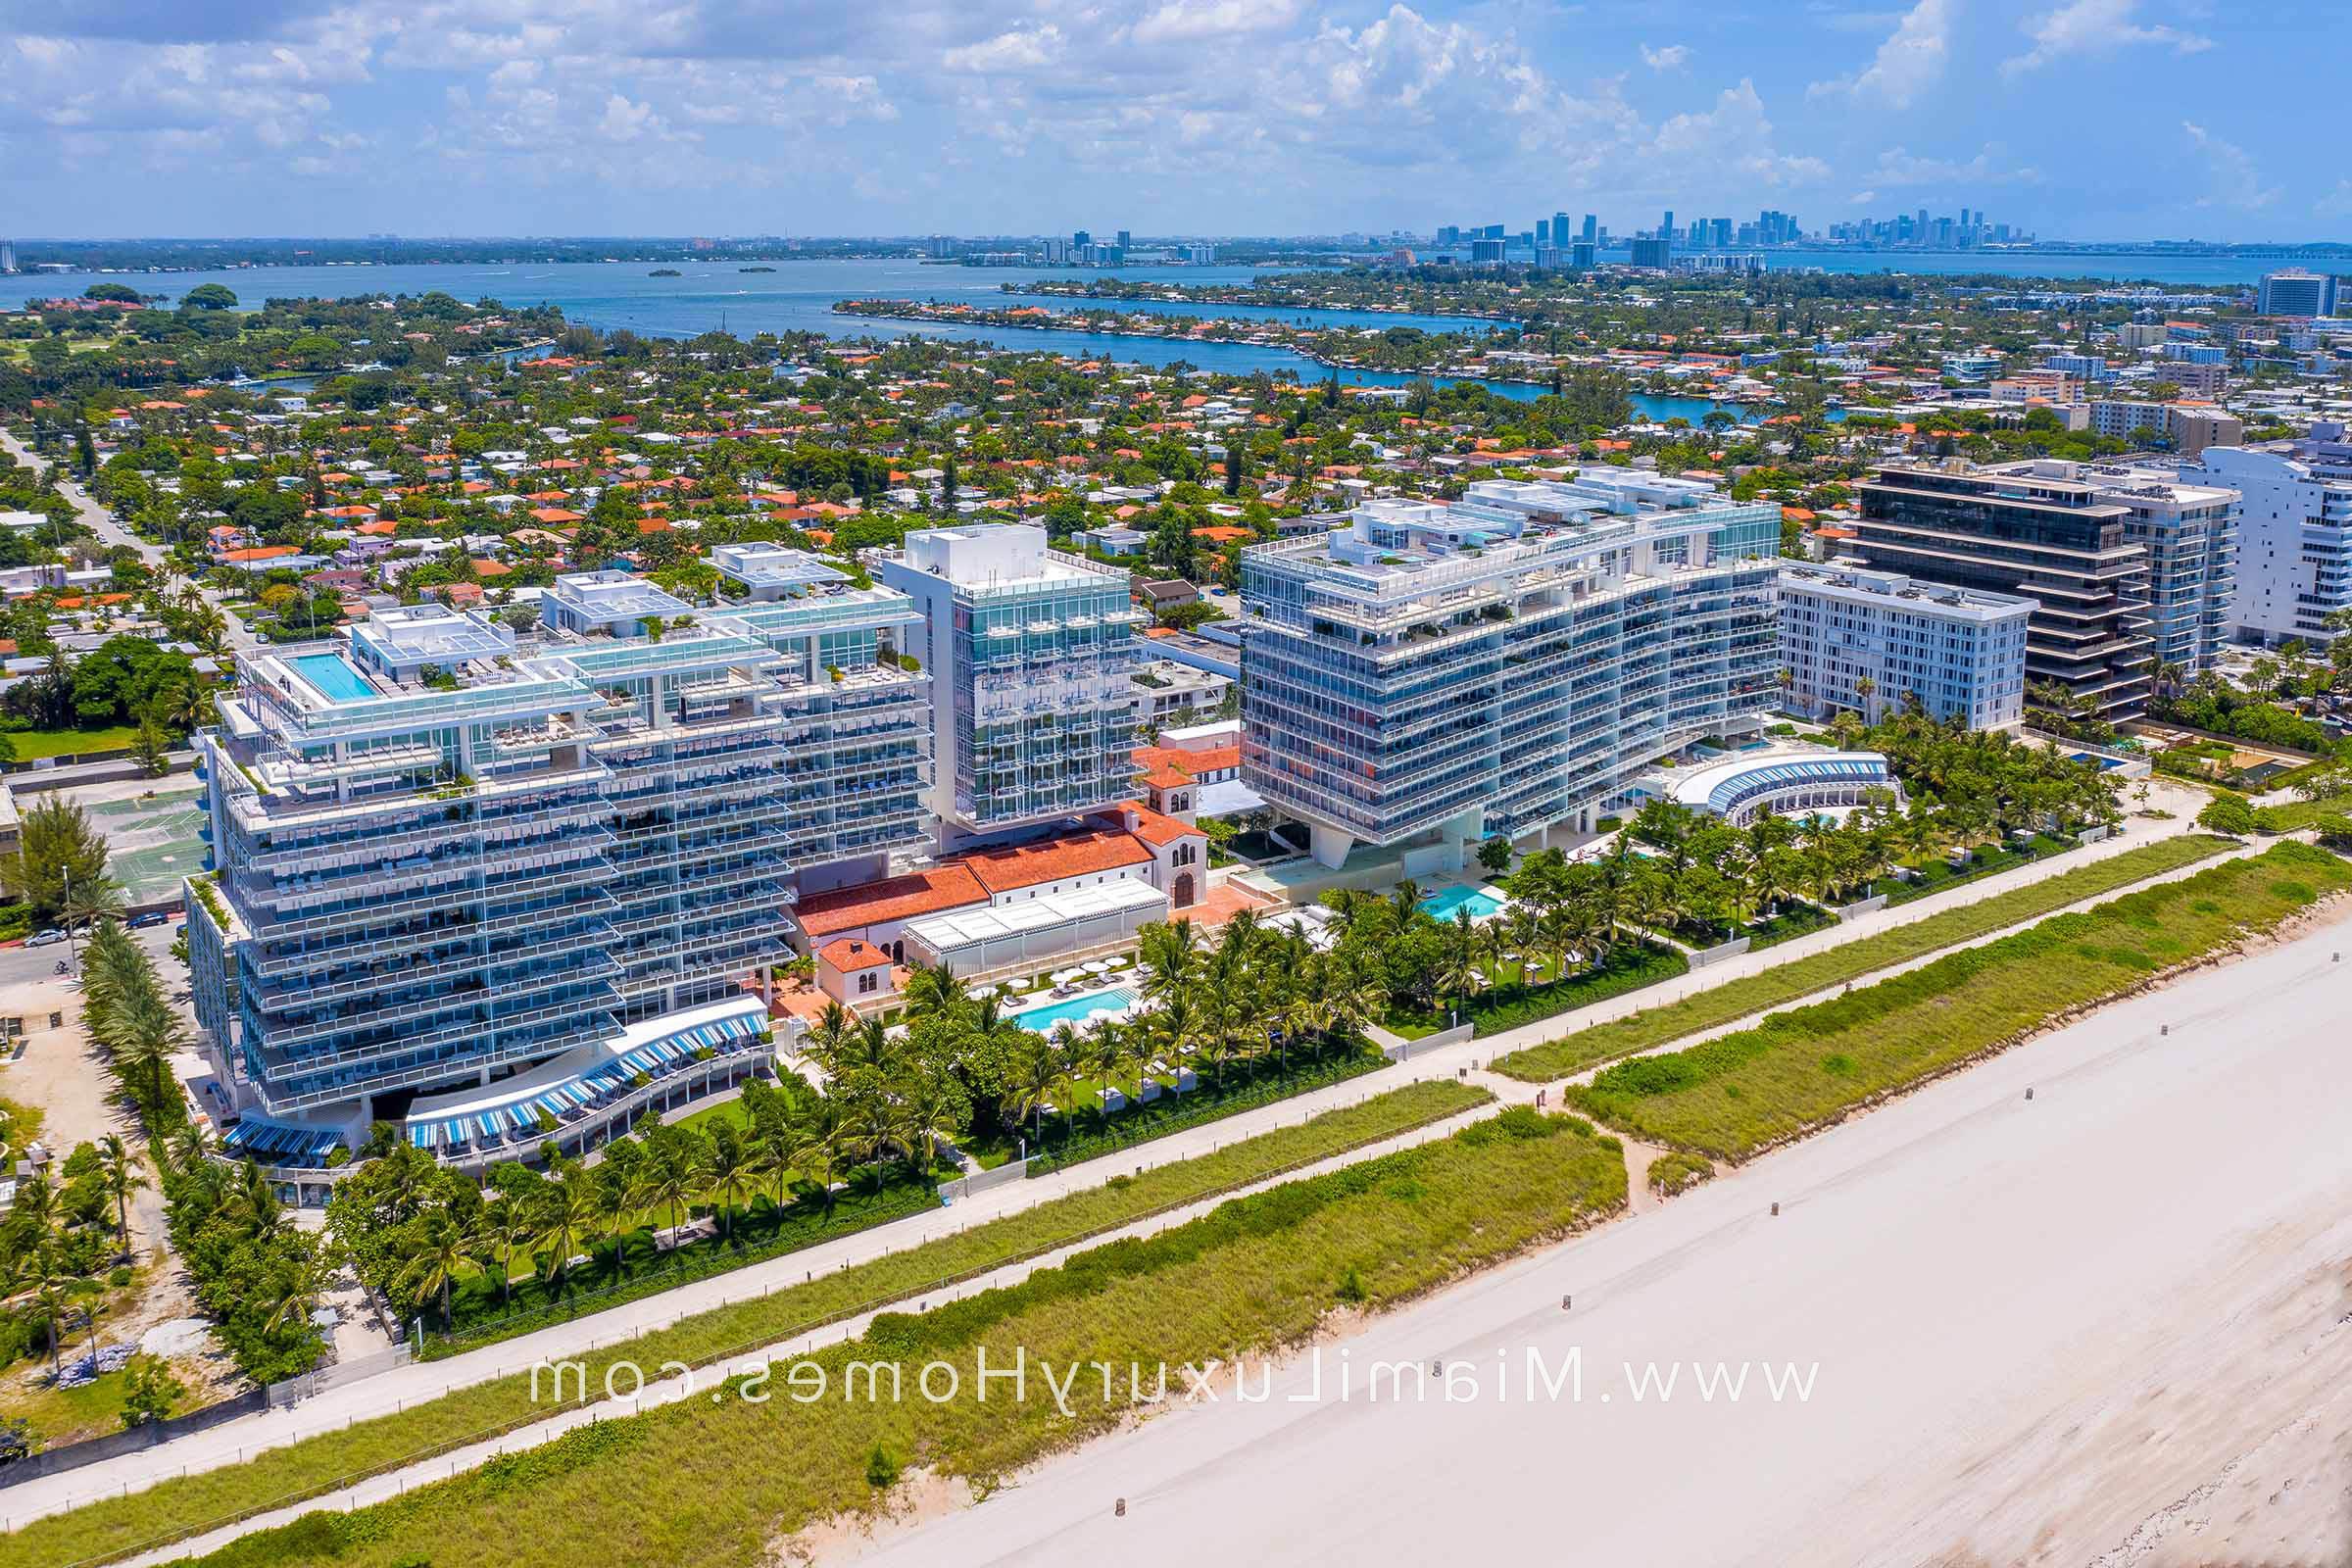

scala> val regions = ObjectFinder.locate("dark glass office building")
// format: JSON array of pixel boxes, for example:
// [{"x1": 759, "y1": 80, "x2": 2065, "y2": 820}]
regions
[{"x1": 1850, "y1": 462, "x2": 2152, "y2": 721}]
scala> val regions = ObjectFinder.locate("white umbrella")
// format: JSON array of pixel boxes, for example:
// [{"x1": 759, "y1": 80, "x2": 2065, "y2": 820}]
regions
[
  {"x1": 1051, "y1": 967, "x2": 1086, "y2": 985},
  {"x1": 963, "y1": 983, "x2": 997, "y2": 1001},
  {"x1": 1082, "y1": 958, "x2": 1112, "y2": 974}
]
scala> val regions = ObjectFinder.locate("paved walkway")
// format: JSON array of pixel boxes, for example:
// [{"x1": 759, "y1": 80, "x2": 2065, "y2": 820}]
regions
[{"x1": 0, "y1": 783, "x2": 2221, "y2": 1532}]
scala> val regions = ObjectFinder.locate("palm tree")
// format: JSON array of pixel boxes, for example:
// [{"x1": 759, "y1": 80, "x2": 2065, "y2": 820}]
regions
[
  {"x1": 1084, "y1": 1018, "x2": 1126, "y2": 1113},
  {"x1": 395, "y1": 1212, "x2": 471, "y2": 1330},
  {"x1": 97, "y1": 1134, "x2": 145, "y2": 1254},
  {"x1": 789, "y1": 1096, "x2": 848, "y2": 1217},
  {"x1": 642, "y1": 1142, "x2": 703, "y2": 1238},
  {"x1": 897, "y1": 1080, "x2": 964, "y2": 1173},
  {"x1": 233, "y1": 1158, "x2": 282, "y2": 1240},
  {"x1": 262, "y1": 1243, "x2": 343, "y2": 1337},
  {"x1": 898, "y1": 958, "x2": 963, "y2": 1020},
  {"x1": 700, "y1": 1126, "x2": 754, "y2": 1243},
  {"x1": 804, "y1": 1001, "x2": 856, "y2": 1067},
  {"x1": 1136, "y1": 917, "x2": 1200, "y2": 1004},
  {"x1": 1005, "y1": 1032, "x2": 1068, "y2": 1152},
  {"x1": 485, "y1": 1197, "x2": 537, "y2": 1305}
]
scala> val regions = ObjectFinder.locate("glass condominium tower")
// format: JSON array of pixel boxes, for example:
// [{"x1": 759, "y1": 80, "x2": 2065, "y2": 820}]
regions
[
  {"x1": 1240, "y1": 475, "x2": 1782, "y2": 870},
  {"x1": 187, "y1": 553, "x2": 929, "y2": 1128},
  {"x1": 876, "y1": 523, "x2": 1146, "y2": 844}
]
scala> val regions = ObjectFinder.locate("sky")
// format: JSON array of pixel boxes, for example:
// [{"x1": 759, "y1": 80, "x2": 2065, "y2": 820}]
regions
[{"x1": 2, "y1": 0, "x2": 2346, "y2": 242}]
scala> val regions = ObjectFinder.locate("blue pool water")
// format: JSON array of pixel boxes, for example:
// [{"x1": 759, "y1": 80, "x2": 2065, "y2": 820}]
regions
[
  {"x1": 1011, "y1": 986, "x2": 1137, "y2": 1034},
  {"x1": 2068, "y1": 752, "x2": 2127, "y2": 771},
  {"x1": 1419, "y1": 886, "x2": 1507, "y2": 922},
  {"x1": 293, "y1": 653, "x2": 378, "y2": 703}
]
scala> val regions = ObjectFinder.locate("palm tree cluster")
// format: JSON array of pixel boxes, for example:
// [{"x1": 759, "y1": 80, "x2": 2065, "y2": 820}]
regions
[
  {"x1": 0, "y1": 1133, "x2": 145, "y2": 1387},
  {"x1": 1863, "y1": 710, "x2": 2125, "y2": 841},
  {"x1": 901, "y1": 914, "x2": 1387, "y2": 1156},
  {"x1": 328, "y1": 1073, "x2": 897, "y2": 1335},
  {"x1": 153, "y1": 1128, "x2": 332, "y2": 1385},
  {"x1": 80, "y1": 917, "x2": 189, "y2": 1131}
]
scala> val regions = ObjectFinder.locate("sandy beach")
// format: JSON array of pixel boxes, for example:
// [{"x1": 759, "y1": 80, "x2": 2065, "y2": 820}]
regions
[{"x1": 824, "y1": 909, "x2": 2352, "y2": 1568}]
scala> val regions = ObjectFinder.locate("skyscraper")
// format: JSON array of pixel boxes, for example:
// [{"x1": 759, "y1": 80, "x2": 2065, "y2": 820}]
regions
[
  {"x1": 2256, "y1": 270, "x2": 2338, "y2": 318},
  {"x1": 1661, "y1": 210, "x2": 1675, "y2": 243},
  {"x1": 1850, "y1": 461, "x2": 2153, "y2": 722},
  {"x1": 1553, "y1": 212, "x2": 1572, "y2": 251},
  {"x1": 1581, "y1": 214, "x2": 1597, "y2": 244},
  {"x1": 875, "y1": 523, "x2": 1145, "y2": 845}
]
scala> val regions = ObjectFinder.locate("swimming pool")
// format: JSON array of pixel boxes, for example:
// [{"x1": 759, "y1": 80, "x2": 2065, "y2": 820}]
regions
[
  {"x1": 1418, "y1": 885, "x2": 1508, "y2": 922},
  {"x1": 1010, "y1": 986, "x2": 1137, "y2": 1034},
  {"x1": 293, "y1": 652, "x2": 379, "y2": 704}
]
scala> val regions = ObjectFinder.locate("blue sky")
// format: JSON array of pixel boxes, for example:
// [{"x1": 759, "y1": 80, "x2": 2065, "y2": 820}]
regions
[{"x1": 1, "y1": 0, "x2": 2344, "y2": 241}]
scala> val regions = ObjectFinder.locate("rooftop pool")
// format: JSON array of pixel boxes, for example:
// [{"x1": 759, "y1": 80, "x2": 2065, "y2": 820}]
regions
[
  {"x1": 1010, "y1": 986, "x2": 1138, "y2": 1034},
  {"x1": 292, "y1": 652, "x2": 379, "y2": 704}
]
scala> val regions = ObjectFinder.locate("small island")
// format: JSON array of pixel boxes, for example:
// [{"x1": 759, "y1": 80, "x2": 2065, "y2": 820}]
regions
[
  {"x1": 739, "y1": 266, "x2": 776, "y2": 273},
  {"x1": 648, "y1": 268, "x2": 681, "y2": 276}
]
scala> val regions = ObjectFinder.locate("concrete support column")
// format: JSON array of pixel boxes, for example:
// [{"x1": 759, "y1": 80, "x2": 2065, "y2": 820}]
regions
[{"x1": 1308, "y1": 821, "x2": 1354, "y2": 871}]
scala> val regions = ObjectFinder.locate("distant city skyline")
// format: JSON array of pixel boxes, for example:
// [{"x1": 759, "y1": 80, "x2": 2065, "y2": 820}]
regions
[{"x1": 2, "y1": 1, "x2": 2345, "y2": 242}]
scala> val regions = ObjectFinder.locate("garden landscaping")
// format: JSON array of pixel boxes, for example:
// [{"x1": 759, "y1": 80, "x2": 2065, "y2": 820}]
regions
[{"x1": 1490, "y1": 833, "x2": 2234, "y2": 1084}]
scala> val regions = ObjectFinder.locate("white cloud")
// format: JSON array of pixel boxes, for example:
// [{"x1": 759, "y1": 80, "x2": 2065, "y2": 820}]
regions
[
  {"x1": 1639, "y1": 42, "x2": 1689, "y2": 71},
  {"x1": 1651, "y1": 80, "x2": 1829, "y2": 189},
  {"x1": 1130, "y1": 0, "x2": 1304, "y2": 46},
  {"x1": 1807, "y1": 0, "x2": 1952, "y2": 109},
  {"x1": 2180, "y1": 121, "x2": 2278, "y2": 211},
  {"x1": 2317, "y1": 180, "x2": 2352, "y2": 220},
  {"x1": 1866, "y1": 143, "x2": 2040, "y2": 187},
  {"x1": 943, "y1": 24, "x2": 1064, "y2": 74},
  {"x1": 2002, "y1": 0, "x2": 2212, "y2": 76}
]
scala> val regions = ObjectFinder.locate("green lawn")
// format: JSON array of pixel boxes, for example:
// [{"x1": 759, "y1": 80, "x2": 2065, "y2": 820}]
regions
[
  {"x1": 158, "y1": 1107, "x2": 1623, "y2": 1568},
  {"x1": 1883, "y1": 833, "x2": 2076, "y2": 906},
  {"x1": 1492, "y1": 833, "x2": 2235, "y2": 1084},
  {"x1": 0, "y1": 1080, "x2": 1493, "y2": 1568},
  {"x1": 1566, "y1": 843, "x2": 2349, "y2": 1161},
  {"x1": 3, "y1": 725, "x2": 140, "y2": 761}
]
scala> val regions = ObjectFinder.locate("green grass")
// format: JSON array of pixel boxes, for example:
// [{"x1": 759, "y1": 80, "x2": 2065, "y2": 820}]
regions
[
  {"x1": 1390, "y1": 941, "x2": 1689, "y2": 1040},
  {"x1": 162, "y1": 1106, "x2": 1624, "y2": 1568},
  {"x1": 2256, "y1": 797, "x2": 2352, "y2": 834},
  {"x1": 1883, "y1": 833, "x2": 2075, "y2": 906},
  {"x1": 1567, "y1": 842, "x2": 2349, "y2": 1161},
  {"x1": 1, "y1": 725, "x2": 140, "y2": 761},
  {"x1": 1491, "y1": 834, "x2": 2236, "y2": 1084},
  {"x1": 0, "y1": 1080, "x2": 1492, "y2": 1568},
  {"x1": 1645, "y1": 1151, "x2": 1715, "y2": 1197}
]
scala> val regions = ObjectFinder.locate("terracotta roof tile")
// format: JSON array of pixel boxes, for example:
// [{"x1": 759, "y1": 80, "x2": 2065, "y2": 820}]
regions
[{"x1": 795, "y1": 864, "x2": 987, "y2": 937}]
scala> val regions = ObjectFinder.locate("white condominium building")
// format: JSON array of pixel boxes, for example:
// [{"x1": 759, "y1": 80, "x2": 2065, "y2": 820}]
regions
[
  {"x1": 2197, "y1": 425, "x2": 2352, "y2": 647},
  {"x1": 876, "y1": 523, "x2": 1147, "y2": 845},
  {"x1": 1778, "y1": 562, "x2": 2034, "y2": 730},
  {"x1": 1239, "y1": 475, "x2": 1782, "y2": 871},
  {"x1": 187, "y1": 557, "x2": 930, "y2": 1167},
  {"x1": 2056, "y1": 461, "x2": 2236, "y2": 677}
]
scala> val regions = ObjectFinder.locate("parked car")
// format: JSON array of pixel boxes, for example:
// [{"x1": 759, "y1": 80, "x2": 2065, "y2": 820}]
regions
[
  {"x1": 128, "y1": 911, "x2": 169, "y2": 929},
  {"x1": 24, "y1": 929, "x2": 67, "y2": 947}
]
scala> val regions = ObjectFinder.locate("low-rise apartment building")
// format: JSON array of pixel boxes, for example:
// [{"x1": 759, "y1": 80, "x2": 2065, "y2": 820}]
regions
[{"x1": 1777, "y1": 562, "x2": 2034, "y2": 729}]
